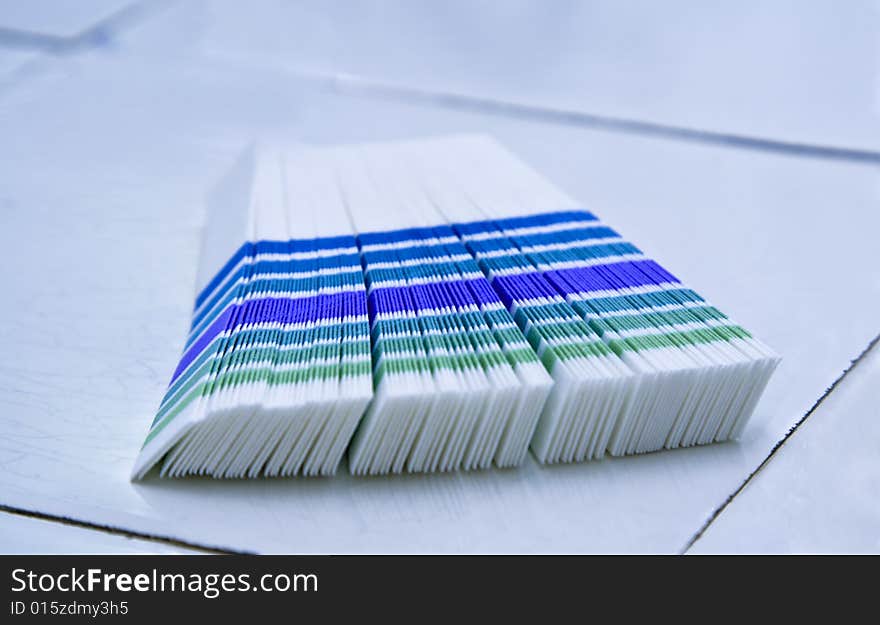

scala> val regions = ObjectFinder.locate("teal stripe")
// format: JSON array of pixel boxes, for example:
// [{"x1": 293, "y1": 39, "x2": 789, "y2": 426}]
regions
[
  {"x1": 146, "y1": 359, "x2": 372, "y2": 445},
  {"x1": 189, "y1": 270, "x2": 365, "y2": 346},
  {"x1": 571, "y1": 288, "x2": 704, "y2": 313},
  {"x1": 365, "y1": 262, "x2": 468, "y2": 285},
  {"x1": 163, "y1": 322, "x2": 369, "y2": 411},
  {"x1": 578, "y1": 306, "x2": 728, "y2": 336}
]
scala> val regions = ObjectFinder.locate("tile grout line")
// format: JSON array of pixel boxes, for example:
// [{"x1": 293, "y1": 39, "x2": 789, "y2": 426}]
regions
[
  {"x1": 0, "y1": 1, "x2": 175, "y2": 98},
  {"x1": 679, "y1": 331, "x2": 880, "y2": 554},
  {"x1": 318, "y1": 72, "x2": 880, "y2": 165},
  {"x1": 0, "y1": 503, "x2": 249, "y2": 555},
  {"x1": 0, "y1": 0, "x2": 166, "y2": 55}
]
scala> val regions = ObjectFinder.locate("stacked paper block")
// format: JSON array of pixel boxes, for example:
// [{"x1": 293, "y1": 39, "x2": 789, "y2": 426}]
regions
[{"x1": 133, "y1": 137, "x2": 779, "y2": 479}]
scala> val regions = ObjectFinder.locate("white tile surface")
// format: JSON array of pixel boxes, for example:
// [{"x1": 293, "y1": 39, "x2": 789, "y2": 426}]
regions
[
  {"x1": 0, "y1": 8, "x2": 877, "y2": 553},
  {"x1": 690, "y1": 339, "x2": 880, "y2": 554},
  {"x1": 0, "y1": 0, "x2": 131, "y2": 37},
  {"x1": 0, "y1": 48, "x2": 36, "y2": 78},
  {"x1": 0, "y1": 512, "x2": 198, "y2": 554},
  {"x1": 198, "y1": 0, "x2": 880, "y2": 151}
]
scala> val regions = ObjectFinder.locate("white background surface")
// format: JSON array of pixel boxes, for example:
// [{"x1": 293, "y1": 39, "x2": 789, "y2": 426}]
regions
[
  {"x1": 0, "y1": 1, "x2": 877, "y2": 554},
  {"x1": 202, "y1": 0, "x2": 880, "y2": 151},
  {"x1": 691, "y1": 338, "x2": 880, "y2": 554},
  {"x1": 0, "y1": 48, "x2": 34, "y2": 79}
]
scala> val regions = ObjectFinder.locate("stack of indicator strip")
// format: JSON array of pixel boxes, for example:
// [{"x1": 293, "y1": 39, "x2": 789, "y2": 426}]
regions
[{"x1": 132, "y1": 136, "x2": 779, "y2": 480}]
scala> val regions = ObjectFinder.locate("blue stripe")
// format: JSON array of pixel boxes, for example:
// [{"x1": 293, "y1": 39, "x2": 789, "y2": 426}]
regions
[
  {"x1": 357, "y1": 225, "x2": 456, "y2": 247},
  {"x1": 361, "y1": 241, "x2": 470, "y2": 265},
  {"x1": 173, "y1": 292, "x2": 367, "y2": 385},
  {"x1": 507, "y1": 225, "x2": 620, "y2": 248},
  {"x1": 193, "y1": 253, "x2": 362, "y2": 320},
  {"x1": 194, "y1": 238, "x2": 360, "y2": 311},
  {"x1": 367, "y1": 278, "x2": 502, "y2": 316},
  {"x1": 452, "y1": 210, "x2": 597, "y2": 236},
  {"x1": 490, "y1": 272, "x2": 561, "y2": 309},
  {"x1": 544, "y1": 260, "x2": 680, "y2": 296},
  {"x1": 194, "y1": 242, "x2": 253, "y2": 310},
  {"x1": 172, "y1": 307, "x2": 235, "y2": 384},
  {"x1": 194, "y1": 214, "x2": 600, "y2": 314},
  {"x1": 190, "y1": 268, "x2": 364, "y2": 333},
  {"x1": 253, "y1": 235, "x2": 357, "y2": 256}
]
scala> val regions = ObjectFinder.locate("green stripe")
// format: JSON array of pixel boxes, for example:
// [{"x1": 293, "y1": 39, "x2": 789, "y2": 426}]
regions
[
  {"x1": 584, "y1": 306, "x2": 728, "y2": 336},
  {"x1": 154, "y1": 357, "x2": 372, "y2": 427},
  {"x1": 189, "y1": 270, "x2": 364, "y2": 342},
  {"x1": 373, "y1": 348, "x2": 509, "y2": 385},
  {"x1": 374, "y1": 328, "x2": 507, "y2": 357},
  {"x1": 607, "y1": 325, "x2": 752, "y2": 355},
  {"x1": 570, "y1": 287, "x2": 704, "y2": 313},
  {"x1": 505, "y1": 347, "x2": 542, "y2": 366},
  {"x1": 167, "y1": 323, "x2": 369, "y2": 405}
]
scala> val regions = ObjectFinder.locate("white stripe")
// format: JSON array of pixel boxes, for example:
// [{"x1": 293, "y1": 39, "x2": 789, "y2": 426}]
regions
[
  {"x1": 194, "y1": 265, "x2": 362, "y2": 317},
  {"x1": 461, "y1": 219, "x2": 607, "y2": 241},
  {"x1": 159, "y1": 353, "x2": 372, "y2": 414},
  {"x1": 531, "y1": 253, "x2": 646, "y2": 272},
  {"x1": 611, "y1": 318, "x2": 732, "y2": 339},
  {"x1": 370, "y1": 302, "x2": 506, "y2": 322},
  {"x1": 187, "y1": 315, "x2": 370, "y2": 349},
  {"x1": 163, "y1": 335, "x2": 370, "y2": 401},
  {"x1": 231, "y1": 283, "x2": 365, "y2": 302},
  {"x1": 521, "y1": 314, "x2": 595, "y2": 329},
  {"x1": 364, "y1": 253, "x2": 473, "y2": 269},
  {"x1": 485, "y1": 253, "x2": 644, "y2": 276},
  {"x1": 209, "y1": 356, "x2": 370, "y2": 375},
  {"x1": 366, "y1": 271, "x2": 484, "y2": 290},
  {"x1": 253, "y1": 247, "x2": 358, "y2": 261},
  {"x1": 359, "y1": 235, "x2": 460, "y2": 252},
  {"x1": 567, "y1": 282, "x2": 686, "y2": 300},
  {"x1": 376, "y1": 321, "x2": 518, "y2": 340},
  {"x1": 580, "y1": 300, "x2": 712, "y2": 319},
  {"x1": 473, "y1": 236, "x2": 623, "y2": 258},
  {"x1": 506, "y1": 295, "x2": 567, "y2": 310},
  {"x1": 376, "y1": 350, "x2": 500, "y2": 365},
  {"x1": 190, "y1": 285, "x2": 367, "y2": 340}
]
